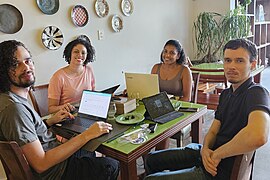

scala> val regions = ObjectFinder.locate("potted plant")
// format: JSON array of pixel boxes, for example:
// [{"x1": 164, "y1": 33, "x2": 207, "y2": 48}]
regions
[{"x1": 193, "y1": 0, "x2": 251, "y2": 63}]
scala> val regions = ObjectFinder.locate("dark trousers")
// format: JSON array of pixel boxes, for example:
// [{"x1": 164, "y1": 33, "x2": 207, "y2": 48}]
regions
[
  {"x1": 144, "y1": 143, "x2": 212, "y2": 180},
  {"x1": 61, "y1": 155, "x2": 119, "y2": 180}
]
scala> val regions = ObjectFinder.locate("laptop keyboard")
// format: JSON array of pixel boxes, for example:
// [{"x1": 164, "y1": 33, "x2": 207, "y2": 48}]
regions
[
  {"x1": 154, "y1": 111, "x2": 184, "y2": 124},
  {"x1": 77, "y1": 117, "x2": 94, "y2": 127}
]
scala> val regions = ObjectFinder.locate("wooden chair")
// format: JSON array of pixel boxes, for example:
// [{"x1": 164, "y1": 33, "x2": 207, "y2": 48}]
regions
[
  {"x1": 0, "y1": 141, "x2": 33, "y2": 180},
  {"x1": 191, "y1": 67, "x2": 228, "y2": 93},
  {"x1": 191, "y1": 67, "x2": 227, "y2": 85},
  {"x1": 230, "y1": 151, "x2": 256, "y2": 180},
  {"x1": 197, "y1": 92, "x2": 220, "y2": 111},
  {"x1": 29, "y1": 84, "x2": 49, "y2": 117},
  {"x1": 191, "y1": 67, "x2": 224, "y2": 111},
  {"x1": 171, "y1": 72, "x2": 200, "y2": 147}
]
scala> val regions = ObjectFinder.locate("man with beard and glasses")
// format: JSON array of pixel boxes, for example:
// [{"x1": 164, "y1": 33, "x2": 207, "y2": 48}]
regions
[
  {"x1": 0, "y1": 40, "x2": 119, "y2": 180},
  {"x1": 144, "y1": 38, "x2": 270, "y2": 180}
]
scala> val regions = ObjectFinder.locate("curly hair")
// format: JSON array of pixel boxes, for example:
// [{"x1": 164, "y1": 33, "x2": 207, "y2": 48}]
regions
[
  {"x1": 160, "y1": 40, "x2": 186, "y2": 64},
  {"x1": 63, "y1": 38, "x2": 95, "y2": 65},
  {"x1": 0, "y1": 40, "x2": 31, "y2": 93},
  {"x1": 223, "y1": 38, "x2": 257, "y2": 62}
]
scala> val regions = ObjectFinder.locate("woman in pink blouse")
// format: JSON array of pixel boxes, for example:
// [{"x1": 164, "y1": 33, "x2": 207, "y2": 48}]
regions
[{"x1": 48, "y1": 38, "x2": 96, "y2": 114}]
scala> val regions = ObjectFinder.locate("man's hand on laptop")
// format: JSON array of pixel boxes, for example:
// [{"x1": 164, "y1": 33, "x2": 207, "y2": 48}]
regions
[
  {"x1": 85, "y1": 122, "x2": 113, "y2": 138},
  {"x1": 47, "y1": 110, "x2": 75, "y2": 126}
]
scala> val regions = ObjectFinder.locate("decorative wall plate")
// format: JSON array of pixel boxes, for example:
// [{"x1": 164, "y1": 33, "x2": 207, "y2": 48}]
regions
[
  {"x1": 95, "y1": 0, "x2": 109, "y2": 18},
  {"x1": 71, "y1": 5, "x2": 89, "y2": 27},
  {"x1": 0, "y1": 4, "x2": 23, "y2": 34},
  {"x1": 121, "y1": 0, "x2": 134, "y2": 16},
  {"x1": 111, "y1": 15, "x2": 123, "y2": 32},
  {"x1": 36, "y1": 0, "x2": 59, "y2": 15},
  {"x1": 41, "y1": 26, "x2": 63, "y2": 50}
]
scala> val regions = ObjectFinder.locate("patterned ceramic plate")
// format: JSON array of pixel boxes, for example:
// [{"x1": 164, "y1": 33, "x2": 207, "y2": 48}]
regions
[
  {"x1": 95, "y1": 0, "x2": 109, "y2": 18},
  {"x1": 111, "y1": 15, "x2": 123, "y2": 32},
  {"x1": 71, "y1": 5, "x2": 89, "y2": 27},
  {"x1": 121, "y1": 0, "x2": 134, "y2": 16},
  {"x1": 41, "y1": 25, "x2": 64, "y2": 50},
  {"x1": 0, "y1": 4, "x2": 23, "y2": 34},
  {"x1": 36, "y1": 0, "x2": 59, "y2": 15}
]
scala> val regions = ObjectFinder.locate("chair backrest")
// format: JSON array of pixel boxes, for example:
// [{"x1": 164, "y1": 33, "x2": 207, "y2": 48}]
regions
[
  {"x1": 29, "y1": 84, "x2": 49, "y2": 117},
  {"x1": 230, "y1": 151, "x2": 256, "y2": 180},
  {"x1": 191, "y1": 72, "x2": 200, "y2": 103},
  {"x1": 191, "y1": 67, "x2": 228, "y2": 88},
  {"x1": 0, "y1": 141, "x2": 33, "y2": 180}
]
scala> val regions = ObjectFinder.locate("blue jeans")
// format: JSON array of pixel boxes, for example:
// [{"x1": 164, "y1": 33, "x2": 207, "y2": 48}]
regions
[{"x1": 144, "y1": 143, "x2": 212, "y2": 180}]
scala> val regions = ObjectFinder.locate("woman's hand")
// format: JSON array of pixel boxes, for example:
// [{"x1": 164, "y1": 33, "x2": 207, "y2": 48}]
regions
[
  {"x1": 46, "y1": 110, "x2": 74, "y2": 126},
  {"x1": 61, "y1": 103, "x2": 76, "y2": 112}
]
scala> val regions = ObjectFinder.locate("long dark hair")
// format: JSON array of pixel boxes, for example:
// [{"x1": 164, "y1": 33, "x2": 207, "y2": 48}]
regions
[
  {"x1": 63, "y1": 38, "x2": 95, "y2": 66},
  {"x1": 160, "y1": 40, "x2": 186, "y2": 64},
  {"x1": 0, "y1": 40, "x2": 30, "y2": 92}
]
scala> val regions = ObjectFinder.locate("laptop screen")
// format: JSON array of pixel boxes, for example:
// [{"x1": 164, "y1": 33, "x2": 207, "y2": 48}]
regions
[
  {"x1": 78, "y1": 90, "x2": 112, "y2": 119},
  {"x1": 142, "y1": 92, "x2": 175, "y2": 119},
  {"x1": 100, "y1": 84, "x2": 120, "y2": 94},
  {"x1": 125, "y1": 72, "x2": 159, "y2": 100}
]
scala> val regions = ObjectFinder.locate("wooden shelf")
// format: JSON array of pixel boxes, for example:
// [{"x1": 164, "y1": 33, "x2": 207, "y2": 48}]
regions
[
  {"x1": 256, "y1": 43, "x2": 270, "y2": 49},
  {"x1": 255, "y1": 21, "x2": 270, "y2": 25},
  {"x1": 235, "y1": 0, "x2": 270, "y2": 66}
]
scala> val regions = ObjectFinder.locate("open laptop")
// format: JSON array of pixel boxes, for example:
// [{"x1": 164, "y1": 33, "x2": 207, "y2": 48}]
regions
[
  {"x1": 59, "y1": 91, "x2": 129, "y2": 140},
  {"x1": 125, "y1": 72, "x2": 159, "y2": 100},
  {"x1": 142, "y1": 92, "x2": 184, "y2": 124},
  {"x1": 60, "y1": 90, "x2": 111, "y2": 133},
  {"x1": 72, "y1": 85, "x2": 120, "y2": 109},
  {"x1": 99, "y1": 84, "x2": 120, "y2": 94}
]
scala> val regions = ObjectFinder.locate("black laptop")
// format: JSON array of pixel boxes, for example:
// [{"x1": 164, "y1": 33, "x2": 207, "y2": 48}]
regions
[
  {"x1": 59, "y1": 90, "x2": 111, "y2": 132},
  {"x1": 142, "y1": 92, "x2": 184, "y2": 124},
  {"x1": 59, "y1": 90, "x2": 129, "y2": 138},
  {"x1": 71, "y1": 84, "x2": 120, "y2": 110}
]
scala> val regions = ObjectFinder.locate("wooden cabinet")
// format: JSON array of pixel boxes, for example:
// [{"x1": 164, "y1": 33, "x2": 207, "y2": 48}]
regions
[{"x1": 235, "y1": 0, "x2": 270, "y2": 66}]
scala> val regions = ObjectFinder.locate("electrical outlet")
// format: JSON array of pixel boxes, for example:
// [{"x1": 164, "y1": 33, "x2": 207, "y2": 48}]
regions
[{"x1": 98, "y1": 30, "x2": 104, "y2": 40}]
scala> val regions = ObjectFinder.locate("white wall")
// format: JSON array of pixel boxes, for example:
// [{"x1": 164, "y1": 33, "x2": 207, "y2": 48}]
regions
[{"x1": 0, "y1": 0, "x2": 229, "y2": 91}]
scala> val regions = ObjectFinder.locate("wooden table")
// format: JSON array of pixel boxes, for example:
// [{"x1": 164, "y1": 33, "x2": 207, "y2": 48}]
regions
[
  {"x1": 96, "y1": 102, "x2": 206, "y2": 180},
  {"x1": 52, "y1": 102, "x2": 207, "y2": 180}
]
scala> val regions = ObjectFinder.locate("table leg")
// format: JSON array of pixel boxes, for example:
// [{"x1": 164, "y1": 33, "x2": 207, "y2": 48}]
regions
[
  {"x1": 191, "y1": 117, "x2": 203, "y2": 144},
  {"x1": 119, "y1": 160, "x2": 137, "y2": 180}
]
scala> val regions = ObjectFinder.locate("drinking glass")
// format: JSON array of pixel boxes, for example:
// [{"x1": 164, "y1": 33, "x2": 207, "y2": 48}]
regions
[
  {"x1": 108, "y1": 102, "x2": 117, "y2": 120},
  {"x1": 130, "y1": 92, "x2": 140, "y2": 106}
]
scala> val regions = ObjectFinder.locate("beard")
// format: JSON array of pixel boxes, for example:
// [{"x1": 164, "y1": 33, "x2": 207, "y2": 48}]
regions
[{"x1": 9, "y1": 72, "x2": 35, "y2": 88}]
